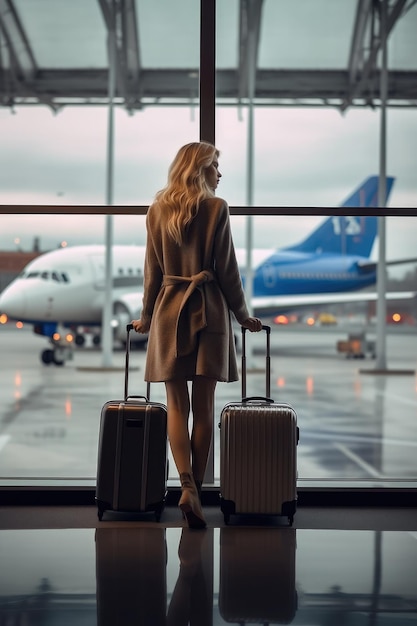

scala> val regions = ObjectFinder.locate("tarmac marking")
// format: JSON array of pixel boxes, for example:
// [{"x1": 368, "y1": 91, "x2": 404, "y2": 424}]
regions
[
  {"x1": 375, "y1": 390, "x2": 417, "y2": 408},
  {"x1": 304, "y1": 430, "x2": 417, "y2": 447},
  {"x1": 333, "y1": 442, "x2": 384, "y2": 479},
  {"x1": 0, "y1": 435, "x2": 10, "y2": 454}
]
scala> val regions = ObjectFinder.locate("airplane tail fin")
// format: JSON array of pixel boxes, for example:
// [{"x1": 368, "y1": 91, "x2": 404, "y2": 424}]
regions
[
  {"x1": 340, "y1": 175, "x2": 395, "y2": 208},
  {"x1": 284, "y1": 176, "x2": 395, "y2": 257}
]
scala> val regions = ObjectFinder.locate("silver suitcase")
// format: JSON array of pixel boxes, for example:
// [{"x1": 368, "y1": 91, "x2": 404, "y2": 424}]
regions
[{"x1": 219, "y1": 325, "x2": 299, "y2": 525}]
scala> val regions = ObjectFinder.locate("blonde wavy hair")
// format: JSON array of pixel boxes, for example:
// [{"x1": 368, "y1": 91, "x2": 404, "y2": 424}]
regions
[{"x1": 154, "y1": 141, "x2": 219, "y2": 245}]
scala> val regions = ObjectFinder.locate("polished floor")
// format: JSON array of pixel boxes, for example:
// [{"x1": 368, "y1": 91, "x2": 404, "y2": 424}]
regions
[{"x1": 1, "y1": 505, "x2": 417, "y2": 625}]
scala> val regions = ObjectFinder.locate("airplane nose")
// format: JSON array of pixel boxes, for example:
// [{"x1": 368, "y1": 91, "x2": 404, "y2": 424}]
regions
[{"x1": 0, "y1": 282, "x2": 27, "y2": 319}]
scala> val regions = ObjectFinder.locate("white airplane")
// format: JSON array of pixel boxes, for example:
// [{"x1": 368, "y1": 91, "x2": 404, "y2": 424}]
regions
[
  {"x1": 0, "y1": 177, "x2": 416, "y2": 366},
  {"x1": 0, "y1": 244, "x2": 147, "y2": 364}
]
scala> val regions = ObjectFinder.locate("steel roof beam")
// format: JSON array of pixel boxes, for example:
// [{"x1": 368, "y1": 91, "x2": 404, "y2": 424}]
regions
[
  {"x1": 347, "y1": 0, "x2": 373, "y2": 87},
  {"x1": 0, "y1": 0, "x2": 37, "y2": 104},
  {"x1": 1, "y1": 68, "x2": 415, "y2": 105},
  {"x1": 98, "y1": 0, "x2": 142, "y2": 111},
  {"x1": 341, "y1": 0, "x2": 408, "y2": 111},
  {"x1": 238, "y1": 0, "x2": 264, "y2": 101}
]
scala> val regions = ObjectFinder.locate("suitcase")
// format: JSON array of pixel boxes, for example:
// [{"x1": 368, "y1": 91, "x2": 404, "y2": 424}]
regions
[
  {"x1": 219, "y1": 325, "x2": 299, "y2": 525},
  {"x1": 219, "y1": 527, "x2": 297, "y2": 624},
  {"x1": 95, "y1": 527, "x2": 167, "y2": 625},
  {"x1": 95, "y1": 324, "x2": 168, "y2": 521}
]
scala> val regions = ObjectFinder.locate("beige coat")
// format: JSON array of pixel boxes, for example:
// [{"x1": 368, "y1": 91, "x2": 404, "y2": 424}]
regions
[{"x1": 140, "y1": 197, "x2": 250, "y2": 382}]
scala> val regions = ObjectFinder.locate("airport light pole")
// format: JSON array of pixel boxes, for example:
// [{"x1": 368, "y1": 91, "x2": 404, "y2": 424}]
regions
[
  {"x1": 375, "y1": 0, "x2": 388, "y2": 372},
  {"x1": 101, "y1": 1, "x2": 116, "y2": 368},
  {"x1": 244, "y1": 0, "x2": 264, "y2": 369}
]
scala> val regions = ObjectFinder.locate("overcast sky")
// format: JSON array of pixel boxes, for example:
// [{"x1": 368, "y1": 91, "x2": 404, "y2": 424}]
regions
[{"x1": 0, "y1": 103, "x2": 416, "y2": 264}]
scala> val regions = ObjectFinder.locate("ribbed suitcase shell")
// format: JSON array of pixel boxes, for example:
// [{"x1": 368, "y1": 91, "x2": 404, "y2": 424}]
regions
[{"x1": 219, "y1": 326, "x2": 298, "y2": 525}]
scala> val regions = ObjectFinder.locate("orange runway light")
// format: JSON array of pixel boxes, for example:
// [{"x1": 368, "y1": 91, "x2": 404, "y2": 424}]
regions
[
  {"x1": 306, "y1": 376, "x2": 314, "y2": 396},
  {"x1": 274, "y1": 314, "x2": 289, "y2": 325}
]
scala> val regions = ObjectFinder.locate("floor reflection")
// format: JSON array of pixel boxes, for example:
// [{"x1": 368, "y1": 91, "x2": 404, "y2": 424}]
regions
[
  {"x1": 96, "y1": 527, "x2": 167, "y2": 625},
  {"x1": 1, "y1": 526, "x2": 417, "y2": 624},
  {"x1": 167, "y1": 529, "x2": 213, "y2": 626},
  {"x1": 219, "y1": 527, "x2": 297, "y2": 623}
]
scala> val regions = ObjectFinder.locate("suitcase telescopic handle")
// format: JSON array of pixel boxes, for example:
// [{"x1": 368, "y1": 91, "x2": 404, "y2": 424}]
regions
[
  {"x1": 241, "y1": 325, "x2": 271, "y2": 400},
  {"x1": 125, "y1": 324, "x2": 150, "y2": 401}
]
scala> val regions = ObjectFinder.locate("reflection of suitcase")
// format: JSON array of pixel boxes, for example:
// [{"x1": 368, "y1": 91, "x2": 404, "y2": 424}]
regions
[
  {"x1": 219, "y1": 527, "x2": 297, "y2": 624},
  {"x1": 95, "y1": 324, "x2": 168, "y2": 521},
  {"x1": 219, "y1": 326, "x2": 299, "y2": 525},
  {"x1": 95, "y1": 527, "x2": 167, "y2": 626}
]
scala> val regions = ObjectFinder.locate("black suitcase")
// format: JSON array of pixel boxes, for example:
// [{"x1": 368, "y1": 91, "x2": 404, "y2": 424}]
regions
[
  {"x1": 219, "y1": 325, "x2": 299, "y2": 525},
  {"x1": 95, "y1": 324, "x2": 168, "y2": 521}
]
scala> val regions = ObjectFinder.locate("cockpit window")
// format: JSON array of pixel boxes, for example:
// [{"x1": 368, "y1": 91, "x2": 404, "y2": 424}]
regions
[{"x1": 22, "y1": 270, "x2": 70, "y2": 283}]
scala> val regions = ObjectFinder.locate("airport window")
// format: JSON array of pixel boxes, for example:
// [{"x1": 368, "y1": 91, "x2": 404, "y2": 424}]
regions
[{"x1": 0, "y1": 0, "x2": 416, "y2": 496}]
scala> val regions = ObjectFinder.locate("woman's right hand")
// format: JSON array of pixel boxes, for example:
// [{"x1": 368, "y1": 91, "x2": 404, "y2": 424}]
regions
[
  {"x1": 241, "y1": 317, "x2": 263, "y2": 332},
  {"x1": 131, "y1": 319, "x2": 147, "y2": 334}
]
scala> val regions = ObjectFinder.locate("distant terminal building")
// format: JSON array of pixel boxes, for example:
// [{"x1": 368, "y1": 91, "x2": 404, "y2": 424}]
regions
[{"x1": 0, "y1": 251, "x2": 42, "y2": 293}]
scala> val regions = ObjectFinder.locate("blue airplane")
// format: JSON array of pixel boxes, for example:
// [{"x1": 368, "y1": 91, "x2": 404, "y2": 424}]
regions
[{"x1": 247, "y1": 176, "x2": 414, "y2": 314}]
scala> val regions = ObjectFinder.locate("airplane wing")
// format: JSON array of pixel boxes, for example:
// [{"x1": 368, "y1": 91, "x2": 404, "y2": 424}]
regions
[
  {"x1": 358, "y1": 257, "x2": 417, "y2": 271},
  {"x1": 252, "y1": 290, "x2": 417, "y2": 315}
]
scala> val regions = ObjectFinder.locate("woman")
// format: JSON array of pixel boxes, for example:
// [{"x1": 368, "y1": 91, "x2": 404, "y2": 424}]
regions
[{"x1": 132, "y1": 141, "x2": 262, "y2": 529}]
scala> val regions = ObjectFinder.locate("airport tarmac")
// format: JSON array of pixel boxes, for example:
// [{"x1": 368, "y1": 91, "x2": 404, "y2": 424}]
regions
[{"x1": 0, "y1": 323, "x2": 416, "y2": 485}]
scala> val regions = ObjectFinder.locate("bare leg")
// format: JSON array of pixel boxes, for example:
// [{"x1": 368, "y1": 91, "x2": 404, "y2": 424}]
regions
[
  {"x1": 165, "y1": 379, "x2": 192, "y2": 475},
  {"x1": 165, "y1": 379, "x2": 206, "y2": 528},
  {"x1": 191, "y1": 376, "x2": 217, "y2": 483}
]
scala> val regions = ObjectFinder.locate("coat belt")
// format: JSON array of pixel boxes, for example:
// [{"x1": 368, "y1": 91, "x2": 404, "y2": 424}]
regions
[{"x1": 163, "y1": 270, "x2": 215, "y2": 357}]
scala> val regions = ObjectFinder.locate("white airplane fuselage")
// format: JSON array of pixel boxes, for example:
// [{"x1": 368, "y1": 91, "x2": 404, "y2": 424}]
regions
[{"x1": 1, "y1": 245, "x2": 144, "y2": 325}]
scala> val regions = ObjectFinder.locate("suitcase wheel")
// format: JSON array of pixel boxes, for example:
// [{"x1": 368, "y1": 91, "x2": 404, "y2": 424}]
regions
[
  {"x1": 96, "y1": 499, "x2": 107, "y2": 521},
  {"x1": 154, "y1": 501, "x2": 165, "y2": 523}
]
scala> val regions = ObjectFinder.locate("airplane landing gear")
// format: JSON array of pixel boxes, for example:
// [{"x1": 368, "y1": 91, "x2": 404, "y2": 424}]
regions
[
  {"x1": 41, "y1": 345, "x2": 73, "y2": 366},
  {"x1": 41, "y1": 348, "x2": 72, "y2": 365},
  {"x1": 41, "y1": 349, "x2": 54, "y2": 365}
]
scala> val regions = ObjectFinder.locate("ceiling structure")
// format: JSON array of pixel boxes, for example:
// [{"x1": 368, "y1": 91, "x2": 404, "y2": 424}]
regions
[{"x1": 0, "y1": 0, "x2": 416, "y2": 113}]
